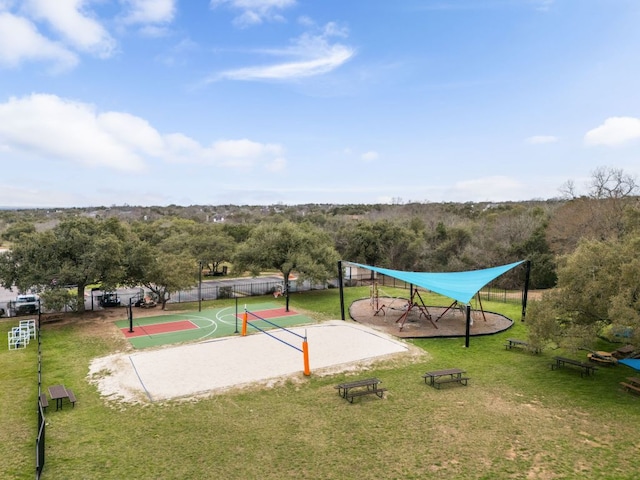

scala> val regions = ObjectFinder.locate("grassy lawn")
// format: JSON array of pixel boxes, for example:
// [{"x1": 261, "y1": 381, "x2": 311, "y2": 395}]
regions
[{"x1": 2, "y1": 287, "x2": 640, "y2": 479}]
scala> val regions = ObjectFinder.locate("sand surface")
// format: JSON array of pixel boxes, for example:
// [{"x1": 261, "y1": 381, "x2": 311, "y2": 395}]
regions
[{"x1": 88, "y1": 320, "x2": 411, "y2": 403}]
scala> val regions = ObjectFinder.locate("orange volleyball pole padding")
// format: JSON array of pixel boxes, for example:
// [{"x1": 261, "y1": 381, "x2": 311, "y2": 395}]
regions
[
  {"x1": 302, "y1": 339, "x2": 310, "y2": 376},
  {"x1": 242, "y1": 311, "x2": 248, "y2": 336}
]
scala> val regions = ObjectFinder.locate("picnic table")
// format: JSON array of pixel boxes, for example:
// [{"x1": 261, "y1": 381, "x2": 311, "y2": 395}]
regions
[
  {"x1": 551, "y1": 356, "x2": 597, "y2": 377},
  {"x1": 334, "y1": 378, "x2": 387, "y2": 403},
  {"x1": 48, "y1": 385, "x2": 76, "y2": 410},
  {"x1": 620, "y1": 377, "x2": 640, "y2": 395},
  {"x1": 586, "y1": 350, "x2": 618, "y2": 365},
  {"x1": 422, "y1": 368, "x2": 469, "y2": 389}
]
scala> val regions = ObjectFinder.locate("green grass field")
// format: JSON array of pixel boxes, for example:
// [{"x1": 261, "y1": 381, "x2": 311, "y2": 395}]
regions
[{"x1": 2, "y1": 288, "x2": 640, "y2": 479}]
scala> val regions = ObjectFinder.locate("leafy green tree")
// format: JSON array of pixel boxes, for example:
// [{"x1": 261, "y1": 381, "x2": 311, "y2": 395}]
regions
[
  {"x1": 336, "y1": 220, "x2": 421, "y2": 270},
  {"x1": 527, "y1": 231, "x2": 640, "y2": 351},
  {"x1": 124, "y1": 238, "x2": 197, "y2": 310},
  {"x1": 1, "y1": 221, "x2": 36, "y2": 243},
  {"x1": 233, "y1": 221, "x2": 339, "y2": 311},
  {"x1": 509, "y1": 226, "x2": 557, "y2": 289},
  {"x1": 190, "y1": 224, "x2": 236, "y2": 275},
  {"x1": 39, "y1": 288, "x2": 79, "y2": 312},
  {"x1": 0, "y1": 217, "x2": 130, "y2": 312},
  {"x1": 422, "y1": 222, "x2": 472, "y2": 271}
]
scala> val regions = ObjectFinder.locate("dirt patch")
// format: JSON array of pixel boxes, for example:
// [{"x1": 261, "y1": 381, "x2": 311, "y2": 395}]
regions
[{"x1": 349, "y1": 297, "x2": 514, "y2": 338}]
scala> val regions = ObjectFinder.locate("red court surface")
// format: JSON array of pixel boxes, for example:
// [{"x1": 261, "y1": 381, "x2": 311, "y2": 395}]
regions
[
  {"x1": 242, "y1": 307, "x2": 298, "y2": 320},
  {"x1": 121, "y1": 320, "x2": 198, "y2": 338}
]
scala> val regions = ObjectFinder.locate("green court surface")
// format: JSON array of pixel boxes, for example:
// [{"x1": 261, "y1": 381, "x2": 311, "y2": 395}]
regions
[{"x1": 114, "y1": 302, "x2": 316, "y2": 349}]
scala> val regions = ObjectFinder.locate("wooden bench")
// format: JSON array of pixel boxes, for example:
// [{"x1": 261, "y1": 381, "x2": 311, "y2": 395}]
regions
[
  {"x1": 39, "y1": 393, "x2": 49, "y2": 411},
  {"x1": 434, "y1": 377, "x2": 470, "y2": 389},
  {"x1": 345, "y1": 387, "x2": 388, "y2": 403},
  {"x1": 66, "y1": 388, "x2": 77, "y2": 408}
]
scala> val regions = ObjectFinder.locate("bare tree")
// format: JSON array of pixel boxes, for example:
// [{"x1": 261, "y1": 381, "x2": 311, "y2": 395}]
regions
[{"x1": 588, "y1": 166, "x2": 638, "y2": 199}]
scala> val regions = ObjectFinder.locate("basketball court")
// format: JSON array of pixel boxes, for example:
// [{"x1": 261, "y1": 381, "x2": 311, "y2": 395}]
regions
[{"x1": 114, "y1": 303, "x2": 311, "y2": 349}]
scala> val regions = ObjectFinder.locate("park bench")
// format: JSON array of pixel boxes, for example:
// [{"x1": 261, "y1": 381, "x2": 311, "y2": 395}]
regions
[
  {"x1": 66, "y1": 388, "x2": 77, "y2": 408},
  {"x1": 433, "y1": 376, "x2": 470, "y2": 389},
  {"x1": 39, "y1": 393, "x2": 49, "y2": 412},
  {"x1": 345, "y1": 387, "x2": 388, "y2": 403}
]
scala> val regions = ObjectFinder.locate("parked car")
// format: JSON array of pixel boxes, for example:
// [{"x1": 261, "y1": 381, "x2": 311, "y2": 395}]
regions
[{"x1": 14, "y1": 294, "x2": 40, "y2": 315}]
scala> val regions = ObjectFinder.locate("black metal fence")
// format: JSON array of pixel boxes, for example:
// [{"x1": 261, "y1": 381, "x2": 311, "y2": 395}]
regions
[
  {"x1": 36, "y1": 317, "x2": 45, "y2": 479},
  {"x1": 4, "y1": 273, "x2": 520, "y2": 318},
  {"x1": 87, "y1": 277, "x2": 334, "y2": 311}
]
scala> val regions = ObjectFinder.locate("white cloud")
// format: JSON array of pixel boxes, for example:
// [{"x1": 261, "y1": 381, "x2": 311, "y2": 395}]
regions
[
  {"x1": 0, "y1": 93, "x2": 286, "y2": 172},
  {"x1": 584, "y1": 116, "x2": 640, "y2": 146},
  {"x1": 0, "y1": 12, "x2": 78, "y2": 71},
  {"x1": 211, "y1": 0, "x2": 296, "y2": 28},
  {"x1": 361, "y1": 151, "x2": 379, "y2": 162},
  {"x1": 121, "y1": 0, "x2": 177, "y2": 25},
  {"x1": 164, "y1": 134, "x2": 286, "y2": 168},
  {"x1": 218, "y1": 45, "x2": 353, "y2": 80},
  {"x1": 0, "y1": 94, "x2": 148, "y2": 171},
  {"x1": 25, "y1": 0, "x2": 116, "y2": 58},
  {"x1": 213, "y1": 26, "x2": 355, "y2": 81},
  {"x1": 525, "y1": 135, "x2": 559, "y2": 144},
  {"x1": 199, "y1": 139, "x2": 285, "y2": 168}
]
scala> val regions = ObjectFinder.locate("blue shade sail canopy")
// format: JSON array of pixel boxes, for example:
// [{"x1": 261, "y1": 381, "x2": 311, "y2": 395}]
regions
[
  {"x1": 619, "y1": 359, "x2": 640, "y2": 371},
  {"x1": 347, "y1": 261, "x2": 525, "y2": 305}
]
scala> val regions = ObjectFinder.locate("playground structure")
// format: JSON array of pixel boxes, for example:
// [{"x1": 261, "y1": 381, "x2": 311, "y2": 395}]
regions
[
  {"x1": 341, "y1": 260, "x2": 529, "y2": 344},
  {"x1": 370, "y1": 283, "x2": 438, "y2": 331},
  {"x1": 369, "y1": 282, "x2": 488, "y2": 332}
]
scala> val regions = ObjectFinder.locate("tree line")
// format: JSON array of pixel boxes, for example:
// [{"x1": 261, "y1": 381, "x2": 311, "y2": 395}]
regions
[{"x1": 0, "y1": 167, "x2": 638, "y2": 351}]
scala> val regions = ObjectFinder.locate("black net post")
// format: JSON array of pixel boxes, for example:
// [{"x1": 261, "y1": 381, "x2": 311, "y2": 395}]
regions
[{"x1": 128, "y1": 298, "x2": 134, "y2": 333}]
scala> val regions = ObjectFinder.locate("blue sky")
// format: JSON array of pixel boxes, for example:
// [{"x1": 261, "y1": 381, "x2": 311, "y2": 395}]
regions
[{"x1": 1, "y1": 0, "x2": 639, "y2": 208}]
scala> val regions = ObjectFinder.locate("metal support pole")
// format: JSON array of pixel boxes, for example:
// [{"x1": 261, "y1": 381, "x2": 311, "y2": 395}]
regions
[
  {"x1": 338, "y1": 261, "x2": 345, "y2": 320},
  {"x1": 521, "y1": 260, "x2": 531, "y2": 321},
  {"x1": 128, "y1": 298, "x2": 134, "y2": 333},
  {"x1": 464, "y1": 305, "x2": 471, "y2": 348},
  {"x1": 234, "y1": 295, "x2": 239, "y2": 333},
  {"x1": 198, "y1": 261, "x2": 202, "y2": 312}
]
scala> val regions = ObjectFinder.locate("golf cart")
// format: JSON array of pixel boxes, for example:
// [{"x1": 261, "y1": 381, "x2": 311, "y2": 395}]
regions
[{"x1": 99, "y1": 292, "x2": 121, "y2": 308}]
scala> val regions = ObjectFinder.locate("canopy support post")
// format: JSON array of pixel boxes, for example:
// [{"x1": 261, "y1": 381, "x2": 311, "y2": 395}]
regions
[{"x1": 464, "y1": 305, "x2": 471, "y2": 348}]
